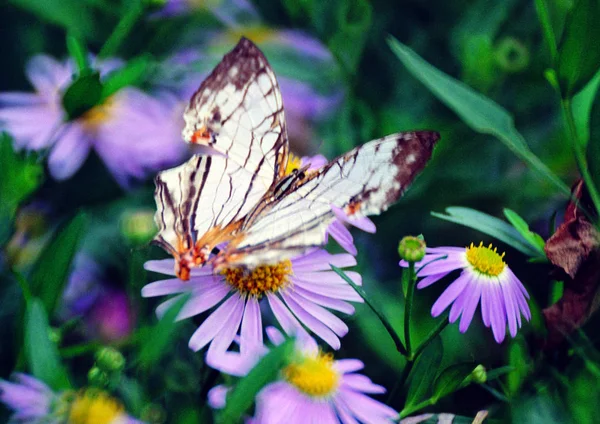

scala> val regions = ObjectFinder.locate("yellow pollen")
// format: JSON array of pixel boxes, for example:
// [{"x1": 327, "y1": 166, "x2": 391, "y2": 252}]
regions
[
  {"x1": 284, "y1": 153, "x2": 303, "y2": 176},
  {"x1": 221, "y1": 260, "x2": 292, "y2": 297},
  {"x1": 81, "y1": 97, "x2": 115, "y2": 130},
  {"x1": 283, "y1": 352, "x2": 340, "y2": 398},
  {"x1": 465, "y1": 242, "x2": 506, "y2": 277},
  {"x1": 68, "y1": 390, "x2": 123, "y2": 424}
]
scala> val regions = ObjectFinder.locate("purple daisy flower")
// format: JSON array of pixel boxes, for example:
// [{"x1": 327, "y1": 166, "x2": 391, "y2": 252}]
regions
[
  {"x1": 207, "y1": 327, "x2": 398, "y2": 423},
  {"x1": 142, "y1": 249, "x2": 363, "y2": 358},
  {"x1": 0, "y1": 55, "x2": 187, "y2": 187},
  {"x1": 0, "y1": 375, "x2": 144, "y2": 423},
  {"x1": 400, "y1": 242, "x2": 531, "y2": 343}
]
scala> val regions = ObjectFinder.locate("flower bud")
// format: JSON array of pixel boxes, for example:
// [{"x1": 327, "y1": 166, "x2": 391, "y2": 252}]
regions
[
  {"x1": 95, "y1": 347, "x2": 125, "y2": 373},
  {"x1": 495, "y1": 37, "x2": 529, "y2": 73},
  {"x1": 87, "y1": 366, "x2": 110, "y2": 388},
  {"x1": 470, "y1": 364, "x2": 487, "y2": 384},
  {"x1": 398, "y1": 236, "x2": 426, "y2": 262},
  {"x1": 120, "y1": 209, "x2": 156, "y2": 245}
]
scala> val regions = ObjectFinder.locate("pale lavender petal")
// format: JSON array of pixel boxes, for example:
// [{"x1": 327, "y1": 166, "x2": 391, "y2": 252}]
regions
[
  {"x1": 328, "y1": 220, "x2": 357, "y2": 255},
  {"x1": 188, "y1": 294, "x2": 244, "y2": 351},
  {"x1": 266, "y1": 294, "x2": 310, "y2": 340},
  {"x1": 286, "y1": 291, "x2": 348, "y2": 337},
  {"x1": 300, "y1": 154, "x2": 328, "y2": 170},
  {"x1": 400, "y1": 414, "x2": 435, "y2": 424},
  {"x1": 47, "y1": 123, "x2": 91, "y2": 179},
  {"x1": 26, "y1": 55, "x2": 72, "y2": 94},
  {"x1": 416, "y1": 254, "x2": 465, "y2": 277},
  {"x1": 176, "y1": 283, "x2": 231, "y2": 320},
  {"x1": 265, "y1": 326, "x2": 286, "y2": 345},
  {"x1": 281, "y1": 293, "x2": 341, "y2": 349},
  {"x1": 458, "y1": 277, "x2": 483, "y2": 332},
  {"x1": 141, "y1": 277, "x2": 200, "y2": 297},
  {"x1": 430, "y1": 273, "x2": 470, "y2": 317},
  {"x1": 334, "y1": 359, "x2": 364, "y2": 374},
  {"x1": 240, "y1": 297, "x2": 262, "y2": 354},
  {"x1": 255, "y1": 382, "x2": 305, "y2": 424},
  {"x1": 293, "y1": 286, "x2": 355, "y2": 314},
  {"x1": 332, "y1": 205, "x2": 376, "y2": 233},
  {"x1": 489, "y1": 283, "x2": 507, "y2": 343},
  {"x1": 449, "y1": 290, "x2": 468, "y2": 323},
  {"x1": 500, "y1": 278, "x2": 518, "y2": 338},
  {"x1": 507, "y1": 268, "x2": 530, "y2": 299},
  {"x1": 341, "y1": 374, "x2": 386, "y2": 394},
  {"x1": 292, "y1": 279, "x2": 362, "y2": 302},
  {"x1": 338, "y1": 389, "x2": 398, "y2": 422},
  {"x1": 292, "y1": 251, "x2": 356, "y2": 271},
  {"x1": 0, "y1": 92, "x2": 42, "y2": 105},
  {"x1": 333, "y1": 397, "x2": 360, "y2": 424},
  {"x1": 426, "y1": 247, "x2": 465, "y2": 253},
  {"x1": 207, "y1": 385, "x2": 228, "y2": 409},
  {"x1": 207, "y1": 296, "x2": 245, "y2": 355},
  {"x1": 416, "y1": 272, "x2": 451, "y2": 289},
  {"x1": 480, "y1": 284, "x2": 492, "y2": 327},
  {"x1": 293, "y1": 270, "x2": 362, "y2": 286},
  {"x1": 143, "y1": 259, "x2": 177, "y2": 275}
]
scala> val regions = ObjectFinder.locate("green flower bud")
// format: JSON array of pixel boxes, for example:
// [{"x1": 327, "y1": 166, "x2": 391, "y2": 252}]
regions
[
  {"x1": 495, "y1": 37, "x2": 529, "y2": 73},
  {"x1": 95, "y1": 347, "x2": 125, "y2": 373},
  {"x1": 87, "y1": 366, "x2": 110, "y2": 388},
  {"x1": 120, "y1": 209, "x2": 156, "y2": 245},
  {"x1": 398, "y1": 236, "x2": 426, "y2": 262},
  {"x1": 470, "y1": 364, "x2": 487, "y2": 384}
]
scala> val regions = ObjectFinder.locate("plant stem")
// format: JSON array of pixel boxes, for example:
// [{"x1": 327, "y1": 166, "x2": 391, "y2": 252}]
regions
[
  {"x1": 399, "y1": 397, "x2": 436, "y2": 419},
  {"x1": 411, "y1": 317, "x2": 449, "y2": 361},
  {"x1": 99, "y1": 1, "x2": 144, "y2": 59},
  {"x1": 404, "y1": 262, "x2": 416, "y2": 358},
  {"x1": 561, "y1": 98, "x2": 600, "y2": 220}
]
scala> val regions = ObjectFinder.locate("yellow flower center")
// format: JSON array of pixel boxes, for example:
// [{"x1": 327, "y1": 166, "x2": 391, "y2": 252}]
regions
[
  {"x1": 81, "y1": 97, "x2": 115, "y2": 130},
  {"x1": 465, "y1": 242, "x2": 506, "y2": 277},
  {"x1": 283, "y1": 352, "x2": 340, "y2": 398},
  {"x1": 284, "y1": 153, "x2": 303, "y2": 176},
  {"x1": 68, "y1": 390, "x2": 123, "y2": 424},
  {"x1": 221, "y1": 260, "x2": 292, "y2": 297}
]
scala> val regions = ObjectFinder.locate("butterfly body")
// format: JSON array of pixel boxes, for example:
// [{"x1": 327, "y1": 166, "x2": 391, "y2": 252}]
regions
[{"x1": 153, "y1": 38, "x2": 439, "y2": 280}]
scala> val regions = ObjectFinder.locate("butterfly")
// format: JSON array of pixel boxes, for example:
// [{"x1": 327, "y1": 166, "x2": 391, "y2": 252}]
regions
[{"x1": 153, "y1": 37, "x2": 439, "y2": 280}]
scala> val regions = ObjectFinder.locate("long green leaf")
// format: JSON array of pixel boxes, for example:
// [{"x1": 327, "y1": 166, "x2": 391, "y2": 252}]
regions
[
  {"x1": 431, "y1": 207, "x2": 545, "y2": 258},
  {"x1": 29, "y1": 214, "x2": 87, "y2": 315},
  {"x1": 503, "y1": 209, "x2": 546, "y2": 256},
  {"x1": 388, "y1": 37, "x2": 571, "y2": 197},
  {"x1": 404, "y1": 336, "x2": 443, "y2": 410},
  {"x1": 432, "y1": 362, "x2": 476, "y2": 401},
  {"x1": 572, "y1": 69, "x2": 600, "y2": 148},
  {"x1": 25, "y1": 298, "x2": 71, "y2": 390},
  {"x1": 218, "y1": 338, "x2": 295, "y2": 424},
  {"x1": 101, "y1": 55, "x2": 151, "y2": 100},
  {"x1": 556, "y1": 0, "x2": 600, "y2": 97}
]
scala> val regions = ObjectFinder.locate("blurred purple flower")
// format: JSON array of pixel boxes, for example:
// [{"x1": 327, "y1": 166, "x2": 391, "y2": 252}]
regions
[
  {"x1": 400, "y1": 243, "x2": 531, "y2": 343},
  {"x1": 0, "y1": 374, "x2": 145, "y2": 423},
  {"x1": 142, "y1": 249, "x2": 363, "y2": 359},
  {"x1": 207, "y1": 327, "x2": 398, "y2": 423},
  {"x1": 61, "y1": 254, "x2": 135, "y2": 343},
  {"x1": 0, "y1": 55, "x2": 187, "y2": 188},
  {"x1": 154, "y1": 0, "x2": 259, "y2": 27}
]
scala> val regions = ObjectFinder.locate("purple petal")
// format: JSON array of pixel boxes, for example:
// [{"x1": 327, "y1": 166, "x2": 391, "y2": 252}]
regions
[
  {"x1": 188, "y1": 294, "x2": 244, "y2": 351},
  {"x1": 499, "y1": 279, "x2": 518, "y2": 338},
  {"x1": 333, "y1": 397, "x2": 360, "y2": 424},
  {"x1": 25, "y1": 55, "x2": 72, "y2": 94},
  {"x1": 293, "y1": 270, "x2": 362, "y2": 286},
  {"x1": 292, "y1": 250, "x2": 356, "y2": 271},
  {"x1": 206, "y1": 297, "x2": 245, "y2": 355},
  {"x1": 47, "y1": 123, "x2": 91, "y2": 180},
  {"x1": 144, "y1": 259, "x2": 176, "y2": 275},
  {"x1": 207, "y1": 385, "x2": 228, "y2": 409},
  {"x1": 286, "y1": 291, "x2": 348, "y2": 336},
  {"x1": 430, "y1": 273, "x2": 470, "y2": 317},
  {"x1": 292, "y1": 279, "x2": 362, "y2": 302},
  {"x1": 458, "y1": 277, "x2": 483, "y2": 332},
  {"x1": 334, "y1": 359, "x2": 365, "y2": 374},
  {"x1": 337, "y1": 389, "x2": 398, "y2": 422},
  {"x1": 489, "y1": 283, "x2": 507, "y2": 343},
  {"x1": 328, "y1": 220, "x2": 357, "y2": 255},
  {"x1": 240, "y1": 297, "x2": 262, "y2": 354},
  {"x1": 266, "y1": 294, "x2": 310, "y2": 340},
  {"x1": 449, "y1": 289, "x2": 468, "y2": 323},
  {"x1": 416, "y1": 272, "x2": 451, "y2": 289},
  {"x1": 265, "y1": 326, "x2": 285, "y2": 345},
  {"x1": 176, "y1": 283, "x2": 231, "y2": 320},
  {"x1": 292, "y1": 286, "x2": 355, "y2": 314},
  {"x1": 416, "y1": 254, "x2": 465, "y2": 277},
  {"x1": 341, "y1": 374, "x2": 386, "y2": 394}
]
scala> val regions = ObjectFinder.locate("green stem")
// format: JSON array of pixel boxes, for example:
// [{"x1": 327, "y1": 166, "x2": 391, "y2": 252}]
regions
[
  {"x1": 404, "y1": 262, "x2": 416, "y2": 357},
  {"x1": 561, "y1": 98, "x2": 600, "y2": 220},
  {"x1": 98, "y1": 1, "x2": 145, "y2": 59},
  {"x1": 60, "y1": 341, "x2": 102, "y2": 358},
  {"x1": 411, "y1": 317, "x2": 449, "y2": 361},
  {"x1": 330, "y1": 265, "x2": 408, "y2": 356},
  {"x1": 534, "y1": 0, "x2": 558, "y2": 63},
  {"x1": 399, "y1": 397, "x2": 436, "y2": 419}
]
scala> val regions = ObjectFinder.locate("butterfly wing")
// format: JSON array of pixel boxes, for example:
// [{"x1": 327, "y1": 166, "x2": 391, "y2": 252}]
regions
[
  {"x1": 153, "y1": 153, "x2": 275, "y2": 270},
  {"x1": 213, "y1": 131, "x2": 439, "y2": 268},
  {"x1": 182, "y1": 37, "x2": 289, "y2": 187}
]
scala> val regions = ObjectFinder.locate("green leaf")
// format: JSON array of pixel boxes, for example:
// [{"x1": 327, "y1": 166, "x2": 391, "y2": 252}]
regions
[
  {"x1": 432, "y1": 362, "x2": 477, "y2": 401},
  {"x1": 66, "y1": 34, "x2": 90, "y2": 74},
  {"x1": 503, "y1": 209, "x2": 546, "y2": 256},
  {"x1": 534, "y1": 0, "x2": 559, "y2": 62},
  {"x1": 431, "y1": 207, "x2": 546, "y2": 259},
  {"x1": 404, "y1": 336, "x2": 443, "y2": 411},
  {"x1": 507, "y1": 337, "x2": 531, "y2": 396},
  {"x1": 9, "y1": 0, "x2": 97, "y2": 39},
  {"x1": 101, "y1": 55, "x2": 151, "y2": 100},
  {"x1": 572, "y1": 70, "x2": 600, "y2": 148},
  {"x1": 137, "y1": 293, "x2": 189, "y2": 370},
  {"x1": 0, "y1": 133, "x2": 43, "y2": 244},
  {"x1": 218, "y1": 338, "x2": 295, "y2": 424},
  {"x1": 331, "y1": 265, "x2": 407, "y2": 356},
  {"x1": 556, "y1": 0, "x2": 600, "y2": 97},
  {"x1": 328, "y1": 0, "x2": 372, "y2": 73},
  {"x1": 25, "y1": 298, "x2": 71, "y2": 390},
  {"x1": 29, "y1": 214, "x2": 87, "y2": 315},
  {"x1": 62, "y1": 72, "x2": 103, "y2": 120},
  {"x1": 388, "y1": 37, "x2": 571, "y2": 197}
]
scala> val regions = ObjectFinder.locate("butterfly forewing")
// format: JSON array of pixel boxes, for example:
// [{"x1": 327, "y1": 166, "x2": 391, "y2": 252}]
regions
[
  {"x1": 182, "y1": 37, "x2": 289, "y2": 188},
  {"x1": 214, "y1": 131, "x2": 439, "y2": 268}
]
